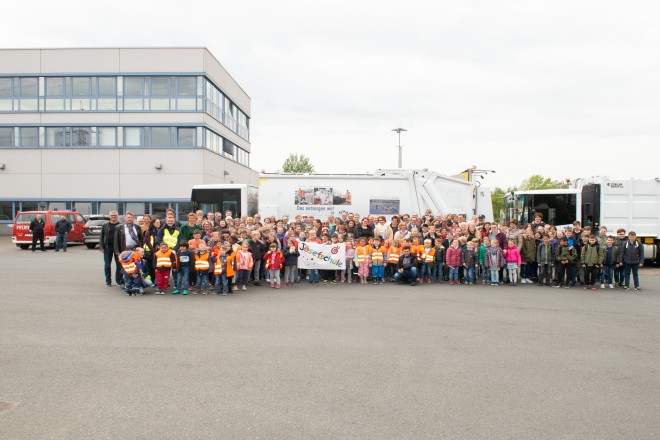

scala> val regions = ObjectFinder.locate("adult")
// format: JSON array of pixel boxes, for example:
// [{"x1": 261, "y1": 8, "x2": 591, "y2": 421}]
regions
[
  {"x1": 29, "y1": 214, "x2": 46, "y2": 252},
  {"x1": 100, "y1": 211, "x2": 122, "y2": 287},
  {"x1": 619, "y1": 231, "x2": 644, "y2": 291},
  {"x1": 54, "y1": 214, "x2": 72, "y2": 252},
  {"x1": 180, "y1": 212, "x2": 203, "y2": 242},
  {"x1": 373, "y1": 216, "x2": 394, "y2": 241},
  {"x1": 354, "y1": 217, "x2": 373, "y2": 240},
  {"x1": 114, "y1": 212, "x2": 143, "y2": 254},
  {"x1": 157, "y1": 215, "x2": 181, "y2": 251},
  {"x1": 394, "y1": 246, "x2": 419, "y2": 286},
  {"x1": 142, "y1": 217, "x2": 161, "y2": 281},
  {"x1": 507, "y1": 219, "x2": 523, "y2": 249}
]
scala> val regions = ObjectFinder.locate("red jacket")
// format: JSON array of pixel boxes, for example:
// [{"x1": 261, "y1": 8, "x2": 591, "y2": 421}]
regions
[
  {"x1": 264, "y1": 251, "x2": 284, "y2": 270},
  {"x1": 446, "y1": 246, "x2": 463, "y2": 267}
]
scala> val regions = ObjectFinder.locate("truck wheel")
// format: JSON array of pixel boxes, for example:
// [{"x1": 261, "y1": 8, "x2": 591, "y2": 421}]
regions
[
  {"x1": 85, "y1": 243, "x2": 97, "y2": 249},
  {"x1": 18, "y1": 244, "x2": 29, "y2": 250}
]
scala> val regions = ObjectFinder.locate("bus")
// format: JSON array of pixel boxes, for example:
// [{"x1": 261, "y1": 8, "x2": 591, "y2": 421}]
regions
[{"x1": 191, "y1": 184, "x2": 259, "y2": 218}]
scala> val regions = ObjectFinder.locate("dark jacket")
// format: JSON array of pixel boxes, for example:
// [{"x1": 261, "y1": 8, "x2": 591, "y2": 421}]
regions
[
  {"x1": 556, "y1": 244, "x2": 578, "y2": 264},
  {"x1": 29, "y1": 218, "x2": 45, "y2": 234},
  {"x1": 282, "y1": 245, "x2": 300, "y2": 266},
  {"x1": 619, "y1": 240, "x2": 644, "y2": 265},
  {"x1": 54, "y1": 218, "x2": 72, "y2": 234},
  {"x1": 462, "y1": 248, "x2": 477, "y2": 267},
  {"x1": 580, "y1": 243, "x2": 604, "y2": 266},
  {"x1": 114, "y1": 223, "x2": 143, "y2": 253},
  {"x1": 520, "y1": 237, "x2": 537, "y2": 263},
  {"x1": 100, "y1": 221, "x2": 121, "y2": 250},
  {"x1": 602, "y1": 245, "x2": 619, "y2": 266},
  {"x1": 248, "y1": 239, "x2": 267, "y2": 261},
  {"x1": 397, "y1": 253, "x2": 419, "y2": 271},
  {"x1": 536, "y1": 242, "x2": 556, "y2": 265}
]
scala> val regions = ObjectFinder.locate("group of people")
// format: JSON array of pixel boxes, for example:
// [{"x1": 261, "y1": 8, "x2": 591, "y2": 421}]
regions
[{"x1": 99, "y1": 208, "x2": 646, "y2": 296}]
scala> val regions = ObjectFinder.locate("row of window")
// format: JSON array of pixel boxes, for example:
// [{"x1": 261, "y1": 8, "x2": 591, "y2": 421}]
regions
[
  {"x1": 0, "y1": 201, "x2": 193, "y2": 223},
  {"x1": 0, "y1": 75, "x2": 250, "y2": 141},
  {"x1": 0, "y1": 125, "x2": 250, "y2": 166}
]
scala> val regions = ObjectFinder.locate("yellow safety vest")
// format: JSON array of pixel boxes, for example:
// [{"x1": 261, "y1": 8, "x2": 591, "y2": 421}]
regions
[{"x1": 162, "y1": 229, "x2": 179, "y2": 249}]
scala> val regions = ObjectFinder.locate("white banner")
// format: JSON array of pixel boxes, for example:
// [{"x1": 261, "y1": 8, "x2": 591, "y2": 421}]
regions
[{"x1": 297, "y1": 241, "x2": 346, "y2": 270}]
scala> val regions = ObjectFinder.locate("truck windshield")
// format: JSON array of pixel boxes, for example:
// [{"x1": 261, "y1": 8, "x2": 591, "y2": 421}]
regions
[
  {"x1": 191, "y1": 188, "x2": 241, "y2": 217},
  {"x1": 522, "y1": 193, "x2": 577, "y2": 226}
]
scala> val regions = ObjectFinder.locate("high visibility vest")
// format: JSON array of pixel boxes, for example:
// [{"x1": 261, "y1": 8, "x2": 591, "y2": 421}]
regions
[
  {"x1": 356, "y1": 246, "x2": 369, "y2": 264},
  {"x1": 225, "y1": 253, "x2": 236, "y2": 278},
  {"x1": 155, "y1": 249, "x2": 173, "y2": 268},
  {"x1": 195, "y1": 252, "x2": 210, "y2": 271},
  {"x1": 421, "y1": 247, "x2": 435, "y2": 263},
  {"x1": 410, "y1": 245, "x2": 421, "y2": 255},
  {"x1": 371, "y1": 246, "x2": 385, "y2": 263},
  {"x1": 388, "y1": 247, "x2": 400, "y2": 264},
  {"x1": 144, "y1": 234, "x2": 155, "y2": 253},
  {"x1": 121, "y1": 259, "x2": 137, "y2": 274},
  {"x1": 213, "y1": 257, "x2": 225, "y2": 275},
  {"x1": 162, "y1": 228, "x2": 180, "y2": 249}
]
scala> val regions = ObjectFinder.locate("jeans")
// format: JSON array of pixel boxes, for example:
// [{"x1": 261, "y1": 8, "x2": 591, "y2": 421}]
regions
[
  {"x1": 268, "y1": 269, "x2": 281, "y2": 285},
  {"x1": 251, "y1": 259, "x2": 262, "y2": 283},
  {"x1": 420, "y1": 263, "x2": 432, "y2": 279},
  {"x1": 448, "y1": 266, "x2": 459, "y2": 281},
  {"x1": 433, "y1": 263, "x2": 443, "y2": 283},
  {"x1": 584, "y1": 266, "x2": 599, "y2": 286},
  {"x1": 393, "y1": 266, "x2": 418, "y2": 283},
  {"x1": 600, "y1": 265, "x2": 614, "y2": 284},
  {"x1": 308, "y1": 269, "x2": 320, "y2": 283},
  {"x1": 237, "y1": 269, "x2": 250, "y2": 286},
  {"x1": 490, "y1": 269, "x2": 499, "y2": 284},
  {"x1": 284, "y1": 265, "x2": 297, "y2": 284},
  {"x1": 371, "y1": 265, "x2": 384, "y2": 280},
  {"x1": 196, "y1": 271, "x2": 210, "y2": 290},
  {"x1": 56, "y1": 232, "x2": 68, "y2": 251},
  {"x1": 104, "y1": 247, "x2": 122, "y2": 285},
  {"x1": 175, "y1": 266, "x2": 190, "y2": 290},
  {"x1": 557, "y1": 264, "x2": 574, "y2": 286},
  {"x1": 123, "y1": 272, "x2": 141, "y2": 293},
  {"x1": 623, "y1": 263, "x2": 640, "y2": 288},
  {"x1": 539, "y1": 264, "x2": 552, "y2": 284},
  {"x1": 215, "y1": 273, "x2": 228, "y2": 293},
  {"x1": 464, "y1": 266, "x2": 475, "y2": 283}
]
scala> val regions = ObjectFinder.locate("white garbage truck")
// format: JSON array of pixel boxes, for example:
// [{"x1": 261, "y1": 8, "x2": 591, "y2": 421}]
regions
[
  {"x1": 504, "y1": 176, "x2": 660, "y2": 261},
  {"x1": 256, "y1": 169, "x2": 493, "y2": 221}
]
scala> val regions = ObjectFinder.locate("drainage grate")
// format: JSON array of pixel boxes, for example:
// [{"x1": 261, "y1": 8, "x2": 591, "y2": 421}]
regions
[{"x1": 0, "y1": 402, "x2": 17, "y2": 414}]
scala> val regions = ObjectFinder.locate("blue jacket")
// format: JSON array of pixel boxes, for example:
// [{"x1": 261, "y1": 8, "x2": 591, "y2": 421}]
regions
[{"x1": 282, "y1": 246, "x2": 300, "y2": 266}]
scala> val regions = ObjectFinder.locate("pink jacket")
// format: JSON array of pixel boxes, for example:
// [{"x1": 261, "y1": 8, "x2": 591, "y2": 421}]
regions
[
  {"x1": 504, "y1": 246, "x2": 522, "y2": 265},
  {"x1": 445, "y1": 246, "x2": 463, "y2": 267},
  {"x1": 236, "y1": 250, "x2": 254, "y2": 270}
]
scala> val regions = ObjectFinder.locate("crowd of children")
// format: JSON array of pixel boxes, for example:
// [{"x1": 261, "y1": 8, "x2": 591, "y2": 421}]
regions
[{"x1": 110, "y1": 208, "x2": 646, "y2": 296}]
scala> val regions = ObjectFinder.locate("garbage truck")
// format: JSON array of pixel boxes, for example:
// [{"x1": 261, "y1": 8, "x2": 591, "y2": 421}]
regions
[{"x1": 504, "y1": 176, "x2": 660, "y2": 261}]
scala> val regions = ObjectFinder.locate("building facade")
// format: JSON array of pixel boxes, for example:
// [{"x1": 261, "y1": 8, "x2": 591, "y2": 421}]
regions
[{"x1": 0, "y1": 47, "x2": 257, "y2": 223}]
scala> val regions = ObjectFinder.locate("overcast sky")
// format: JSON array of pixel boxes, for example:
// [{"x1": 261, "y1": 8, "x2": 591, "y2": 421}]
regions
[{"x1": 2, "y1": 0, "x2": 659, "y2": 188}]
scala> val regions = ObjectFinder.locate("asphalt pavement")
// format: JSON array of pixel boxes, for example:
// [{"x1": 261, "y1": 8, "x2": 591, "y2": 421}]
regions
[{"x1": 1, "y1": 240, "x2": 659, "y2": 440}]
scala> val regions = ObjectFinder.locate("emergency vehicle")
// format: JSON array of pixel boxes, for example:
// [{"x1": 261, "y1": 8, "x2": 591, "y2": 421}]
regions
[{"x1": 12, "y1": 211, "x2": 86, "y2": 249}]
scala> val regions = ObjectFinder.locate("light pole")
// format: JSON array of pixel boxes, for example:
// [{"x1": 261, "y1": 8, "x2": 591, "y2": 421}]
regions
[{"x1": 392, "y1": 128, "x2": 407, "y2": 168}]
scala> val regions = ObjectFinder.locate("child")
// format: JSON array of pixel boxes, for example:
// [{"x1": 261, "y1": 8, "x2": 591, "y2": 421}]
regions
[
  {"x1": 536, "y1": 234, "x2": 555, "y2": 286},
  {"x1": 613, "y1": 228, "x2": 627, "y2": 287},
  {"x1": 478, "y1": 237, "x2": 488, "y2": 285},
  {"x1": 462, "y1": 241, "x2": 477, "y2": 285},
  {"x1": 504, "y1": 239, "x2": 522, "y2": 286},
  {"x1": 355, "y1": 237, "x2": 371, "y2": 284},
  {"x1": 600, "y1": 236, "x2": 619, "y2": 289},
  {"x1": 224, "y1": 243, "x2": 237, "y2": 292},
  {"x1": 194, "y1": 242, "x2": 212, "y2": 294},
  {"x1": 212, "y1": 246, "x2": 229, "y2": 295},
  {"x1": 344, "y1": 234, "x2": 355, "y2": 283},
  {"x1": 556, "y1": 237, "x2": 578, "y2": 288},
  {"x1": 581, "y1": 234, "x2": 604, "y2": 291},
  {"x1": 154, "y1": 241, "x2": 176, "y2": 294},
  {"x1": 445, "y1": 239, "x2": 462, "y2": 285},
  {"x1": 282, "y1": 238, "x2": 300, "y2": 286},
  {"x1": 520, "y1": 231, "x2": 537, "y2": 284},
  {"x1": 370, "y1": 237, "x2": 387, "y2": 285},
  {"x1": 619, "y1": 231, "x2": 644, "y2": 291},
  {"x1": 419, "y1": 238, "x2": 435, "y2": 283},
  {"x1": 236, "y1": 240, "x2": 254, "y2": 291},
  {"x1": 484, "y1": 239, "x2": 505, "y2": 286},
  {"x1": 306, "y1": 231, "x2": 321, "y2": 284},
  {"x1": 119, "y1": 249, "x2": 142, "y2": 296},
  {"x1": 433, "y1": 239, "x2": 446, "y2": 284},
  {"x1": 173, "y1": 241, "x2": 192, "y2": 295},
  {"x1": 264, "y1": 242, "x2": 284, "y2": 288}
]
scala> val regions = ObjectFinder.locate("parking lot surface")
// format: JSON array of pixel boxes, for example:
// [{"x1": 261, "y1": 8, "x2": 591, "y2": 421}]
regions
[{"x1": 1, "y1": 240, "x2": 659, "y2": 439}]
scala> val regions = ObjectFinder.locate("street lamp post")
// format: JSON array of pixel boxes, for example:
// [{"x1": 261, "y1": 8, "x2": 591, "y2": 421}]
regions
[{"x1": 392, "y1": 128, "x2": 407, "y2": 168}]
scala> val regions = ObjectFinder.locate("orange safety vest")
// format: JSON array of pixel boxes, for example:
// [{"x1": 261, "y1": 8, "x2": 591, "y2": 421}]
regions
[
  {"x1": 370, "y1": 246, "x2": 386, "y2": 263},
  {"x1": 155, "y1": 249, "x2": 173, "y2": 268},
  {"x1": 356, "y1": 246, "x2": 369, "y2": 264},
  {"x1": 213, "y1": 257, "x2": 225, "y2": 275},
  {"x1": 420, "y1": 247, "x2": 436, "y2": 263},
  {"x1": 410, "y1": 244, "x2": 421, "y2": 256},
  {"x1": 225, "y1": 252, "x2": 236, "y2": 278},
  {"x1": 195, "y1": 252, "x2": 210, "y2": 271},
  {"x1": 388, "y1": 246, "x2": 401, "y2": 264},
  {"x1": 121, "y1": 259, "x2": 137, "y2": 275}
]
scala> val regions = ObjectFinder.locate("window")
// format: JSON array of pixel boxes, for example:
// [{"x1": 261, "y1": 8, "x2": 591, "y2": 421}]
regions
[
  {"x1": 124, "y1": 77, "x2": 145, "y2": 110},
  {"x1": 124, "y1": 127, "x2": 144, "y2": 146},
  {"x1": 177, "y1": 128, "x2": 194, "y2": 147},
  {"x1": 19, "y1": 127, "x2": 38, "y2": 147},
  {"x1": 71, "y1": 202, "x2": 91, "y2": 215},
  {"x1": 125, "y1": 203, "x2": 145, "y2": 216},
  {"x1": 71, "y1": 127, "x2": 91, "y2": 146},
  {"x1": 98, "y1": 202, "x2": 118, "y2": 215},
  {"x1": 0, "y1": 127, "x2": 13, "y2": 146},
  {"x1": 150, "y1": 127, "x2": 170, "y2": 147},
  {"x1": 0, "y1": 201, "x2": 13, "y2": 221},
  {"x1": 98, "y1": 77, "x2": 116, "y2": 96},
  {"x1": 48, "y1": 202, "x2": 67, "y2": 211},
  {"x1": 97, "y1": 127, "x2": 116, "y2": 146},
  {"x1": 46, "y1": 77, "x2": 65, "y2": 97},
  {"x1": 223, "y1": 138, "x2": 235, "y2": 157},
  {"x1": 20, "y1": 78, "x2": 38, "y2": 96},
  {"x1": 178, "y1": 77, "x2": 195, "y2": 96},
  {"x1": 177, "y1": 202, "x2": 192, "y2": 222},
  {"x1": 46, "y1": 127, "x2": 65, "y2": 147},
  {"x1": 151, "y1": 203, "x2": 169, "y2": 220},
  {"x1": 0, "y1": 78, "x2": 11, "y2": 111},
  {"x1": 72, "y1": 77, "x2": 90, "y2": 96}
]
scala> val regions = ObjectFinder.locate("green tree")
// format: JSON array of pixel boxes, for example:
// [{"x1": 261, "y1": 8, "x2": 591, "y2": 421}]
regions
[
  {"x1": 518, "y1": 174, "x2": 562, "y2": 190},
  {"x1": 282, "y1": 153, "x2": 316, "y2": 173},
  {"x1": 491, "y1": 187, "x2": 506, "y2": 222}
]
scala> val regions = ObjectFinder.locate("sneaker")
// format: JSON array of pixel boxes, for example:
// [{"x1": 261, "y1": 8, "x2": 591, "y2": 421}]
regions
[
  {"x1": 410, "y1": 281, "x2": 418, "y2": 286},
  {"x1": 222, "y1": 292, "x2": 227, "y2": 296},
  {"x1": 590, "y1": 286, "x2": 596, "y2": 291},
  {"x1": 276, "y1": 284, "x2": 281, "y2": 289},
  {"x1": 192, "y1": 290, "x2": 198, "y2": 295},
  {"x1": 106, "y1": 283, "x2": 112, "y2": 287},
  {"x1": 600, "y1": 284, "x2": 605, "y2": 289},
  {"x1": 183, "y1": 290, "x2": 188, "y2": 295},
  {"x1": 608, "y1": 284, "x2": 614, "y2": 289},
  {"x1": 332, "y1": 280, "x2": 338, "y2": 284},
  {"x1": 552, "y1": 284, "x2": 560, "y2": 288},
  {"x1": 242, "y1": 285, "x2": 247, "y2": 291},
  {"x1": 172, "y1": 289, "x2": 180, "y2": 295},
  {"x1": 623, "y1": 286, "x2": 629, "y2": 290},
  {"x1": 232, "y1": 285, "x2": 238, "y2": 291},
  {"x1": 270, "y1": 283, "x2": 275, "y2": 288},
  {"x1": 582, "y1": 285, "x2": 588, "y2": 290},
  {"x1": 634, "y1": 287, "x2": 642, "y2": 291},
  {"x1": 564, "y1": 284, "x2": 570, "y2": 289},
  {"x1": 202, "y1": 290, "x2": 207, "y2": 295},
  {"x1": 427, "y1": 278, "x2": 432, "y2": 284}
]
